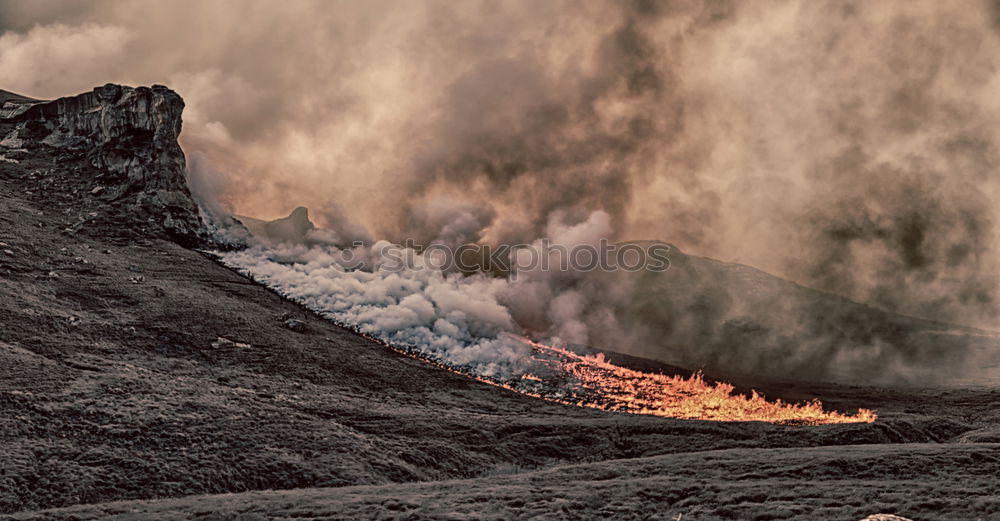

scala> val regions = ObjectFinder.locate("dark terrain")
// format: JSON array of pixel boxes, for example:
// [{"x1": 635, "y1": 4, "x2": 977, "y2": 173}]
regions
[{"x1": 1, "y1": 86, "x2": 1000, "y2": 520}]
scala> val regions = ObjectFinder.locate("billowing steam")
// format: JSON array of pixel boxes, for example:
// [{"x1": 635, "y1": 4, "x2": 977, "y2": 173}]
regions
[{"x1": 5, "y1": 0, "x2": 1000, "y2": 381}]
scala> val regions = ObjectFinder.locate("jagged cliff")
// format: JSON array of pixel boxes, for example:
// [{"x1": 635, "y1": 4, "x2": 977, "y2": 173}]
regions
[{"x1": 0, "y1": 84, "x2": 203, "y2": 243}]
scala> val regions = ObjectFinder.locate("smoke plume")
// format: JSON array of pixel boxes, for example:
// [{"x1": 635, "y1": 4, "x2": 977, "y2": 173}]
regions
[{"x1": 5, "y1": 0, "x2": 1000, "y2": 380}]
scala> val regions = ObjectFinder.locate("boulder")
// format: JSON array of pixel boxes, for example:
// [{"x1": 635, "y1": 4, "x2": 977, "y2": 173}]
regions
[{"x1": 283, "y1": 318, "x2": 308, "y2": 333}]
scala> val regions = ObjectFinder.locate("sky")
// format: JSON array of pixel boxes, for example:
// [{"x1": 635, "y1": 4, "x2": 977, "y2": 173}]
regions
[{"x1": 3, "y1": 0, "x2": 1000, "y2": 329}]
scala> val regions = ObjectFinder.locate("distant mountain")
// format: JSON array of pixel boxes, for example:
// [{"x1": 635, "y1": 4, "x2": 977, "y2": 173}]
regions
[
  {"x1": 602, "y1": 243, "x2": 1000, "y2": 385},
  {"x1": 234, "y1": 206, "x2": 314, "y2": 243}
]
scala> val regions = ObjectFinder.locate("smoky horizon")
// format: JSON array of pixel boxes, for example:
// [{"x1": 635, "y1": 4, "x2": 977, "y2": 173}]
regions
[{"x1": 4, "y1": 0, "x2": 1000, "y2": 384}]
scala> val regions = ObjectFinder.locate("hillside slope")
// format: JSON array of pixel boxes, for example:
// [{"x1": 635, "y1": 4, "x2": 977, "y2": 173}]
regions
[
  {"x1": 9, "y1": 444, "x2": 1000, "y2": 521},
  {"x1": 2, "y1": 85, "x2": 999, "y2": 520}
]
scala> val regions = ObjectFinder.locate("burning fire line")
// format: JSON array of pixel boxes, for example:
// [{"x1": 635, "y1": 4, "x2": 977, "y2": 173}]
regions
[
  {"x1": 511, "y1": 336, "x2": 877, "y2": 425},
  {"x1": 355, "y1": 329, "x2": 875, "y2": 425},
  {"x1": 212, "y1": 252, "x2": 874, "y2": 425}
]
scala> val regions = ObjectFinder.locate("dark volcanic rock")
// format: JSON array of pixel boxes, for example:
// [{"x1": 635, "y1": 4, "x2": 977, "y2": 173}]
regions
[
  {"x1": 283, "y1": 318, "x2": 308, "y2": 333},
  {"x1": 0, "y1": 83, "x2": 204, "y2": 244}
]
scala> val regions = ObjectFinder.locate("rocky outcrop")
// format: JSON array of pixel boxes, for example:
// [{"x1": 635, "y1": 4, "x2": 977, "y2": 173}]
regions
[
  {"x1": 0, "y1": 84, "x2": 204, "y2": 243},
  {"x1": 234, "y1": 206, "x2": 315, "y2": 243}
]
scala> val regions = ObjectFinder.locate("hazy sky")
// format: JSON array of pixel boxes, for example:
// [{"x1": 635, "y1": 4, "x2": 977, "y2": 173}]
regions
[{"x1": 3, "y1": 0, "x2": 1000, "y2": 327}]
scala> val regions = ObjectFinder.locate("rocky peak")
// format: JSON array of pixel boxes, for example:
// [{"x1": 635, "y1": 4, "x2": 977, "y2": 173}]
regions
[
  {"x1": 0, "y1": 83, "x2": 204, "y2": 244},
  {"x1": 233, "y1": 206, "x2": 315, "y2": 243}
]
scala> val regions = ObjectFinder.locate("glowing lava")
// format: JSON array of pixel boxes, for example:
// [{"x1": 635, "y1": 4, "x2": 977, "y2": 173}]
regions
[{"x1": 508, "y1": 336, "x2": 877, "y2": 425}]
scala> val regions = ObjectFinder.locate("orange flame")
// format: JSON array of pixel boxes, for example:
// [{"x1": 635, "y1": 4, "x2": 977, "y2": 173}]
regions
[
  {"x1": 512, "y1": 336, "x2": 876, "y2": 425},
  {"x1": 353, "y1": 328, "x2": 875, "y2": 425}
]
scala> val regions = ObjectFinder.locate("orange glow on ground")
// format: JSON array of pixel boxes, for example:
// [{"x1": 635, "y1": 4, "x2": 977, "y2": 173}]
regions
[
  {"x1": 511, "y1": 336, "x2": 876, "y2": 425},
  {"x1": 355, "y1": 330, "x2": 876, "y2": 425}
]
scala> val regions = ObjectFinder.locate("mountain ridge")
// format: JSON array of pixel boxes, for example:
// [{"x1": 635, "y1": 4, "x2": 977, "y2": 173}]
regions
[{"x1": 2, "y1": 84, "x2": 999, "y2": 519}]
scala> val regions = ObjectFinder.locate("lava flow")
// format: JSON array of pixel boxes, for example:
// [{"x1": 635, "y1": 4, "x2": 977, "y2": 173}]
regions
[{"x1": 508, "y1": 336, "x2": 877, "y2": 425}]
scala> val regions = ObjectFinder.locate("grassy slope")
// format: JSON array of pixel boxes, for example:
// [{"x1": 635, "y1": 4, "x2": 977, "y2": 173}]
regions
[
  {"x1": 1, "y1": 137, "x2": 999, "y2": 519},
  {"x1": 6, "y1": 444, "x2": 1000, "y2": 521}
]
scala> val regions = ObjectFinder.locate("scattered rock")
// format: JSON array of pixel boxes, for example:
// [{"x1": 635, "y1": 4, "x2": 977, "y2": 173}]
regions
[
  {"x1": 859, "y1": 515, "x2": 914, "y2": 521},
  {"x1": 90, "y1": 186, "x2": 105, "y2": 195},
  {"x1": 63, "y1": 215, "x2": 94, "y2": 235},
  {"x1": 2, "y1": 147, "x2": 27, "y2": 160},
  {"x1": 129, "y1": 275, "x2": 145, "y2": 284},
  {"x1": 0, "y1": 131, "x2": 24, "y2": 148},
  {"x1": 211, "y1": 337, "x2": 251, "y2": 349},
  {"x1": 283, "y1": 318, "x2": 308, "y2": 333}
]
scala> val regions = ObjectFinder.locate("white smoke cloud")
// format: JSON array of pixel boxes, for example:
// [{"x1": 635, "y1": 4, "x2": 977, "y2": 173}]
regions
[
  {"x1": 6, "y1": 1, "x2": 1000, "y2": 330},
  {"x1": 401, "y1": 197, "x2": 496, "y2": 249},
  {"x1": 217, "y1": 210, "x2": 628, "y2": 380},
  {"x1": 7, "y1": 0, "x2": 1000, "y2": 382},
  {"x1": 0, "y1": 23, "x2": 133, "y2": 94},
  {"x1": 219, "y1": 238, "x2": 535, "y2": 378}
]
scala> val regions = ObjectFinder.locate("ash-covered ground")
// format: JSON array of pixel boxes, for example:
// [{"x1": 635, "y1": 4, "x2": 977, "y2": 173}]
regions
[{"x1": 1, "y1": 86, "x2": 1000, "y2": 521}]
